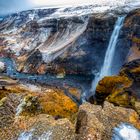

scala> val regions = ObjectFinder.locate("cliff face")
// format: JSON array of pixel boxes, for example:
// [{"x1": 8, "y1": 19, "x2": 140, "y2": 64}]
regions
[
  {"x1": 121, "y1": 9, "x2": 140, "y2": 62},
  {"x1": 0, "y1": 8, "x2": 140, "y2": 77},
  {"x1": 0, "y1": 8, "x2": 117, "y2": 76}
]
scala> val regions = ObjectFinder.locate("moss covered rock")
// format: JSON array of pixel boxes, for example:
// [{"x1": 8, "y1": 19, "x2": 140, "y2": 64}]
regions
[
  {"x1": 95, "y1": 76, "x2": 132, "y2": 104},
  {"x1": 39, "y1": 88, "x2": 78, "y2": 119},
  {"x1": 93, "y1": 59, "x2": 140, "y2": 114},
  {"x1": 76, "y1": 102, "x2": 140, "y2": 140},
  {"x1": 16, "y1": 88, "x2": 78, "y2": 119}
]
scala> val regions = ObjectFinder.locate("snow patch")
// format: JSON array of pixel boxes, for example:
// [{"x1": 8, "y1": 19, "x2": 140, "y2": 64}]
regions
[
  {"x1": 18, "y1": 130, "x2": 52, "y2": 140},
  {"x1": 16, "y1": 98, "x2": 26, "y2": 116},
  {"x1": 18, "y1": 130, "x2": 34, "y2": 140},
  {"x1": 0, "y1": 61, "x2": 5, "y2": 72},
  {"x1": 112, "y1": 123, "x2": 140, "y2": 140},
  {"x1": 21, "y1": 83, "x2": 42, "y2": 92}
]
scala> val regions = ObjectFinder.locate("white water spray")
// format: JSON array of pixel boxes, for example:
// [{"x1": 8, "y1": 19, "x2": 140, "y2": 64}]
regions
[{"x1": 91, "y1": 16, "x2": 125, "y2": 93}]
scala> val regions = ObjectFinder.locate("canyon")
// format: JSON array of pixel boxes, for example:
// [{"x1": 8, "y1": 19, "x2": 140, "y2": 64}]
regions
[{"x1": 0, "y1": 3, "x2": 140, "y2": 140}]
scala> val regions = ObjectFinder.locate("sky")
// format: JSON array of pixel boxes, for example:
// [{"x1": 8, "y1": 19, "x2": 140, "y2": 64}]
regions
[
  {"x1": 0, "y1": 0, "x2": 94, "y2": 16},
  {"x1": 0, "y1": 0, "x2": 140, "y2": 16},
  {"x1": 0, "y1": 0, "x2": 30, "y2": 16}
]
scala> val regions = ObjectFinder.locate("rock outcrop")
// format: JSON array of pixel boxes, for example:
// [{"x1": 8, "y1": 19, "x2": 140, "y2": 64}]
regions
[
  {"x1": 89, "y1": 59, "x2": 140, "y2": 115},
  {"x1": 17, "y1": 114, "x2": 75, "y2": 140},
  {"x1": 1, "y1": 8, "x2": 140, "y2": 78},
  {"x1": 0, "y1": 75, "x2": 139, "y2": 140},
  {"x1": 76, "y1": 102, "x2": 140, "y2": 140},
  {"x1": 0, "y1": 76, "x2": 78, "y2": 139},
  {"x1": 121, "y1": 9, "x2": 140, "y2": 62}
]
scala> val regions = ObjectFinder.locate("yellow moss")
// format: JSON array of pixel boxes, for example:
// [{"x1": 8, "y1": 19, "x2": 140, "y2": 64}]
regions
[
  {"x1": 129, "y1": 112, "x2": 140, "y2": 129},
  {"x1": 132, "y1": 37, "x2": 140, "y2": 44},
  {"x1": 130, "y1": 67, "x2": 140, "y2": 73},
  {"x1": 39, "y1": 89, "x2": 78, "y2": 118},
  {"x1": 134, "y1": 101, "x2": 140, "y2": 115},
  {"x1": 68, "y1": 88, "x2": 81, "y2": 100},
  {"x1": 0, "y1": 97, "x2": 7, "y2": 106},
  {"x1": 96, "y1": 76, "x2": 132, "y2": 95},
  {"x1": 106, "y1": 89, "x2": 130, "y2": 106},
  {"x1": 0, "y1": 76, "x2": 78, "y2": 120},
  {"x1": 0, "y1": 90, "x2": 7, "y2": 100}
]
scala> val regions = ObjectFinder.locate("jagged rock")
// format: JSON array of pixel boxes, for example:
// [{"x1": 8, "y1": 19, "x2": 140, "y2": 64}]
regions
[
  {"x1": 120, "y1": 59, "x2": 140, "y2": 82},
  {"x1": 94, "y1": 76, "x2": 132, "y2": 104},
  {"x1": 1, "y1": 8, "x2": 140, "y2": 76},
  {"x1": 0, "y1": 9, "x2": 118, "y2": 76},
  {"x1": 0, "y1": 76, "x2": 78, "y2": 139},
  {"x1": 121, "y1": 9, "x2": 140, "y2": 62},
  {"x1": 75, "y1": 102, "x2": 140, "y2": 140},
  {"x1": 89, "y1": 59, "x2": 140, "y2": 114},
  {"x1": 17, "y1": 114, "x2": 75, "y2": 140}
]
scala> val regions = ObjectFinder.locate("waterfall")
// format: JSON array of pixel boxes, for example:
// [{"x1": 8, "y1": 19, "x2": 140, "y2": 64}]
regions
[{"x1": 91, "y1": 16, "x2": 125, "y2": 93}]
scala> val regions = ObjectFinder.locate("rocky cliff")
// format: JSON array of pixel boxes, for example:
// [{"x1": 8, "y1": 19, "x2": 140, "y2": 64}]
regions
[
  {"x1": 0, "y1": 5, "x2": 140, "y2": 140},
  {"x1": 0, "y1": 8, "x2": 120, "y2": 76},
  {"x1": 1, "y1": 8, "x2": 140, "y2": 77}
]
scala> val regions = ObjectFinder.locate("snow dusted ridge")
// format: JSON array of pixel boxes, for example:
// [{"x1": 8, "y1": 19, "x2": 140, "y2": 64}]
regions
[
  {"x1": 112, "y1": 123, "x2": 140, "y2": 140},
  {"x1": 1, "y1": 0, "x2": 140, "y2": 68},
  {"x1": 34, "y1": 0, "x2": 140, "y2": 17}
]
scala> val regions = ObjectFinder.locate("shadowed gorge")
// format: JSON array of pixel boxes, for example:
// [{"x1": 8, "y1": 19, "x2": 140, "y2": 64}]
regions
[{"x1": 0, "y1": 1, "x2": 140, "y2": 140}]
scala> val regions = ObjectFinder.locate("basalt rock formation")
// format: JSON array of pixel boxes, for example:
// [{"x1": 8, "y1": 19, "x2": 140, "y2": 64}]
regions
[{"x1": 0, "y1": 5, "x2": 140, "y2": 140}]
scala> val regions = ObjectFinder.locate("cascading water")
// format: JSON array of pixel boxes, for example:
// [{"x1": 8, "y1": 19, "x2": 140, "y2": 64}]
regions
[{"x1": 91, "y1": 16, "x2": 125, "y2": 93}]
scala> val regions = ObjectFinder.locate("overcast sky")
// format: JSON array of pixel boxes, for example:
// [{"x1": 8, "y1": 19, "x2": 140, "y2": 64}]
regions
[{"x1": 0, "y1": 0, "x2": 31, "y2": 16}]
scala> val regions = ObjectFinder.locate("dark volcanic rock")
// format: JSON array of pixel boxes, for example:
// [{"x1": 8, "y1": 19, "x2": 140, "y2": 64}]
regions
[
  {"x1": 120, "y1": 9, "x2": 140, "y2": 62},
  {"x1": 0, "y1": 8, "x2": 118, "y2": 76},
  {"x1": 1, "y1": 8, "x2": 140, "y2": 77},
  {"x1": 120, "y1": 58, "x2": 140, "y2": 82}
]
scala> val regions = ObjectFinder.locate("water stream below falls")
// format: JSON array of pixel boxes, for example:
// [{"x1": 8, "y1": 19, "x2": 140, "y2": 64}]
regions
[
  {"x1": 0, "y1": 57, "x2": 91, "y2": 103},
  {"x1": 91, "y1": 16, "x2": 125, "y2": 93}
]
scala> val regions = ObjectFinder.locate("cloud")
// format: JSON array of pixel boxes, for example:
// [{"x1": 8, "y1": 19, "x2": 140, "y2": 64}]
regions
[{"x1": 0, "y1": 0, "x2": 31, "y2": 16}]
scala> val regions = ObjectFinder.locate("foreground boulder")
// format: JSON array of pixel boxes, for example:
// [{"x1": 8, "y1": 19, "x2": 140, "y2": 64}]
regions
[
  {"x1": 76, "y1": 102, "x2": 140, "y2": 140},
  {"x1": 16, "y1": 114, "x2": 75, "y2": 140},
  {"x1": 0, "y1": 76, "x2": 78, "y2": 139}
]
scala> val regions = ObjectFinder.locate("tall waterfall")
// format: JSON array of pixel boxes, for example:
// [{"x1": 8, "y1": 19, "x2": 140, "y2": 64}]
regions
[{"x1": 91, "y1": 16, "x2": 125, "y2": 93}]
